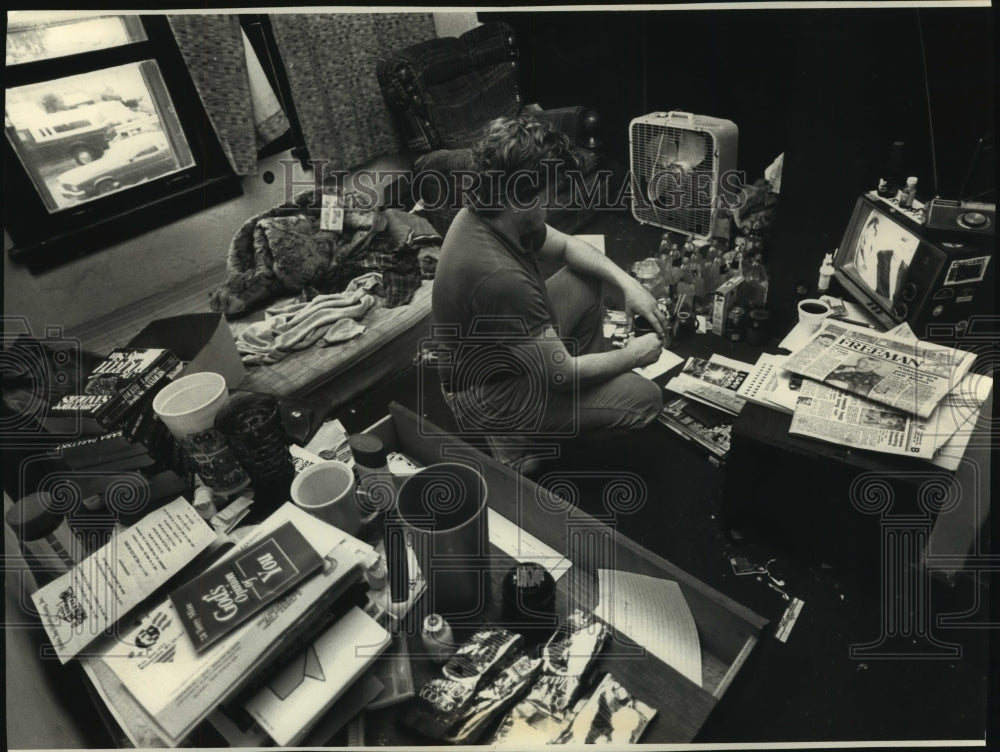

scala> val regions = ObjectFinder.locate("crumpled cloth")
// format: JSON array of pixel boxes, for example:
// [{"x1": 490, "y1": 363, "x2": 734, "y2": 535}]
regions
[
  {"x1": 210, "y1": 190, "x2": 441, "y2": 317},
  {"x1": 236, "y1": 273, "x2": 381, "y2": 366}
]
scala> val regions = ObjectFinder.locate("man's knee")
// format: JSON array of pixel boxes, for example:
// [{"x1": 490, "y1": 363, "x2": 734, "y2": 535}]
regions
[{"x1": 627, "y1": 375, "x2": 664, "y2": 428}]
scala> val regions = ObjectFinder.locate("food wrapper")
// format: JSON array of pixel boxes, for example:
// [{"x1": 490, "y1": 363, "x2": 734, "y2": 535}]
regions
[
  {"x1": 404, "y1": 629, "x2": 522, "y2": 740},
  {"x1": 442, "y1": 628, "x2": 522, "y2": 681},
  {"x1": 554, "y1": 673, "x2": 656, "y2": 744},
  {"x1": 493, "y1": 611, "x2": 609, "y2": 744},
  {"x1": 444, "y1": 653, "x2": 541, "y2": 744}
]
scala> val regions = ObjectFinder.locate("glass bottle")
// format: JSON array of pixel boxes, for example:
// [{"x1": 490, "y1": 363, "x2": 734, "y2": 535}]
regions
[{"x1": 742, "y1": 255, "x2": 770, "y2": 309}]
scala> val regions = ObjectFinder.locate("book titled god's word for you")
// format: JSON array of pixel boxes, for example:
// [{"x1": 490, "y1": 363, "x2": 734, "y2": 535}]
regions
[{"x1": 169, "y1": 521, "x2": 325, "y2": 651}]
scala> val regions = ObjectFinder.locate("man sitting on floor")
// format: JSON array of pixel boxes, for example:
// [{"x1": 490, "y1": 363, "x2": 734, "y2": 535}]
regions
[{"x1": 431, "y1": 115, "x2": 667, "y2": 468}]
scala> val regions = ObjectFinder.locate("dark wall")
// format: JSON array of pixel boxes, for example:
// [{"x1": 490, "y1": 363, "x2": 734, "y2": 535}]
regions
[{"x1": 484, "y1": 7, "x2": 994, "y2": 325}]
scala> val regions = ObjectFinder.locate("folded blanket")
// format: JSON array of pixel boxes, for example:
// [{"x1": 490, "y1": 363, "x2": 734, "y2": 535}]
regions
[{"x1": 236, "y1": 273, "x2": 381, "y2": 366}]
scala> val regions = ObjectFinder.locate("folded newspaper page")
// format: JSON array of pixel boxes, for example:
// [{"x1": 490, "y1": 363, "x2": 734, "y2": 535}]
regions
[
  {"x1": 789, "y1": 371, "x2": 992, "y2": 459},
  {"x1": 782, "y1": 320, "x2": 977, "y2": 419}
]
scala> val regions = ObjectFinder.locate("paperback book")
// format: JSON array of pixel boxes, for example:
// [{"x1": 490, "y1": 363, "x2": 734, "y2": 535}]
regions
[{"x1": 169, "y1": 521, "x2": 325, "y2": 652}]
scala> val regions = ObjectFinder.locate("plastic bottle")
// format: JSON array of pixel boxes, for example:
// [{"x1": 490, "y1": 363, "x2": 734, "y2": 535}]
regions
[
  {"x1": 348, "y1": 434, "x2": 395, "y2": 522},
  {"x1": 817, "y1": 252, "x2": 836, "y2": 293},
  {"x1": 421, "y1": 613, "x2": 456, "y2": 663},
  {"x1": 897, "y1": 177, "x2": 918, "y2": 209}
]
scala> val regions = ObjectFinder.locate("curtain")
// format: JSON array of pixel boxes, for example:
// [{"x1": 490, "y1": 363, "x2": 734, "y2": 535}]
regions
[
  {"x1": 268, "y1": 13, "x2": 436, "y2": 170},
  {"x1": 168, "y1": 15, "x2": 258, "y2": 175}
]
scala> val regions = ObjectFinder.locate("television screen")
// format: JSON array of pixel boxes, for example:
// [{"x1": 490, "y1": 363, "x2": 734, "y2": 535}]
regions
[{"x1": 841, "y1": 207, "x2": 920, "y2": 309}]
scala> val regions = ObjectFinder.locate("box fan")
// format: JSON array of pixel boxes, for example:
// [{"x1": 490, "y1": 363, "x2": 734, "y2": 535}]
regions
[{"x1": 629, "y1": 111, "x2": 738, "y2": 241}]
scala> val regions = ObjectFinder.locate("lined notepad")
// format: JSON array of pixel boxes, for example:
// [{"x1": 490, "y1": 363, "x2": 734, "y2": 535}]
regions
[{"x1": 595, "y1": 569, "x2": 703, "y2": 687}]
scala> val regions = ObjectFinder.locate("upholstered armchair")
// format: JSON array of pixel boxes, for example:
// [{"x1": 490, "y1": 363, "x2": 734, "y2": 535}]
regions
[{"x1": 377, "y1": 22, "x2": 601, "y2": 235}]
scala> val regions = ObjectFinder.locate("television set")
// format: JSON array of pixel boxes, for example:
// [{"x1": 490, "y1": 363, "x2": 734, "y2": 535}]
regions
[{"x1": 832, "y1": 193, "x2": 994, "y2": 337}]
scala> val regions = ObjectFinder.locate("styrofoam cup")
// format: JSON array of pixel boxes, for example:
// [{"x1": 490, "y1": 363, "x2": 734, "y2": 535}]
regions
[
  {"x1": 291, "y1": 461, "x2": 362, "y2": 536},
  {"x1": 153, "y1": 371, "x2": 228, "y2": 437},
  {"x1": 152, "y1": 372, "x2": 248, "y2": 494}
]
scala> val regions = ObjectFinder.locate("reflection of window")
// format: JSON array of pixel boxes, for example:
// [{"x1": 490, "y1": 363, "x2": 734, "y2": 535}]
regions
[{"x1": 4, "y1": 14, "x2": 242, "y2": 272}]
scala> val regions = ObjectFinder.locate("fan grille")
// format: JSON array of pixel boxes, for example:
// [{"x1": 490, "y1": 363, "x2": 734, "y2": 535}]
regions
[{"x1": 630, "y1": 122, "x2": 718, "y2": 237}]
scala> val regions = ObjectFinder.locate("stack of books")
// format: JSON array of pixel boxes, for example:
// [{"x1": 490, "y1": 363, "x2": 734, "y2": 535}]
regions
[{"x1": 47, "y1": 348, "x2": 191, "y2": 524}]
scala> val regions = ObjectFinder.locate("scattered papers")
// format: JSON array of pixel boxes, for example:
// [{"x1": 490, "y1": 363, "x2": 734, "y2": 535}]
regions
[
  {"x1": 31, "y1": 497, "x2": 217, "y2": 664},
  {"x1": 633, "y1": 347, "x2": 684, "y2": 381},
  {"x1": 594, "y1": 569, "x2": 702, "y2": 687},
  {"x1": 303, "y1": 419, "x2": 353, "y2": 466}
]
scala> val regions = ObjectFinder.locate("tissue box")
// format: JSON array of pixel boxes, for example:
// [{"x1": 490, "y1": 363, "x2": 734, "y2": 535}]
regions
[{"x1": 128, "y1": 313, "x2": 245, "y2": 389}]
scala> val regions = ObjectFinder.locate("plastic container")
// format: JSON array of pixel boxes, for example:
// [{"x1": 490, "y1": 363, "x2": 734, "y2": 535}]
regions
[
  {"x1": 421, "y1": 613, "x2": 456, "y2": 663},
  {"x1": 817, "y1": 252, "x2": 836, "y2": 293}
]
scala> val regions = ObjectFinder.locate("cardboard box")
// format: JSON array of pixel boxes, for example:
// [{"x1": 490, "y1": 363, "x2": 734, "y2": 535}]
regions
[
  {"x1": 361, "y1": 402, "x2": 768, "y2": 745},
  {"x1": 127, "y1": 313, "x2": 245, "y2": 390},
  {"x1": 711, "y1": 276, "x2": 744, "y2": 336}
]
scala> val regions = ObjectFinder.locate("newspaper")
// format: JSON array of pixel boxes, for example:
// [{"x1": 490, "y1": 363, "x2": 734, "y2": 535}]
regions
[
  {"x1": 789, "y1": 371, "x2": 992, "y2": 459},
  {"x1": 782, "y1": 320, "x2": 977, "y2": 419}
]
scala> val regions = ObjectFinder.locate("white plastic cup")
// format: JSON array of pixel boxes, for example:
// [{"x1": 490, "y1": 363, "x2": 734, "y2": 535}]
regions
[
  {"x1": 290, "y1": 460, "x2": 362, "y2": 536},
  {"x1": 152, "y1": 372, "x2": 249, "y2": 494},
  {"x1": 797, "y1": 298, "x2": 832, "y2": 334}
]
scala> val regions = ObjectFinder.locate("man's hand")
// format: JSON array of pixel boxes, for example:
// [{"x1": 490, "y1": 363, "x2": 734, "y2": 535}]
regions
[
  {"x1": 625, "y1": 333, "x2": 663, "y2": 368},
  {"x1": 623, "y1": 279, "x2": 669, "y2": 339}
]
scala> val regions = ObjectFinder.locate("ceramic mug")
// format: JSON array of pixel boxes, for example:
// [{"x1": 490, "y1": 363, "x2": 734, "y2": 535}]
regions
[{"x1": 798, "y1": 298, "x2": 832, "y2": 333}]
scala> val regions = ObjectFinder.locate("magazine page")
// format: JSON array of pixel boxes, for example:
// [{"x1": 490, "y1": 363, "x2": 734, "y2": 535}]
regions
[
  {"x1": 665, "y1": 356, "x2": 750, "y2": 416},
  {"x1": 782, "y1": 320, "x2": 977, "y2": 418}
]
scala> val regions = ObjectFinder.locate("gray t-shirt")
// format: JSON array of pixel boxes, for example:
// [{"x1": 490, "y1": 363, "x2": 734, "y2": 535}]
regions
[{"x1": 432, "y1": 208, "x2": 555, "y2": 392}]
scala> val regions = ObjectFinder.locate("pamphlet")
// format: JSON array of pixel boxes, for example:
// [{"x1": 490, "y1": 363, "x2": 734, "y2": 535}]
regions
[
  {"x1": 169, "y1": 521, "x2": 324, "y2": 652},
  {"x1": 31, "y1": 497, "x2": 217, "y2": 664}
]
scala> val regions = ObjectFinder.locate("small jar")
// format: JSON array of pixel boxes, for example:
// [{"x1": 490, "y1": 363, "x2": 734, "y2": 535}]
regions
[
  {"x1": 6, "y1": 492, "x2": 81, "y2": 588},
  {"x1": 727, "y1": 306, "x2": 746, "y2": 341},
  {"x1": 348, "y1": 434, "x2": 395, "y2": 521}
]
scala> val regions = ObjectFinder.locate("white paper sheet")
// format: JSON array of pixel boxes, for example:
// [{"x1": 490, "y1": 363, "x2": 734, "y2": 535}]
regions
[
  {"x1": 488, "y1": 508, "x2": 572, "y2": 582},
  {"x1": 244, "y1": 606, "x2": 390, "y2": 746},
  {"x1": 595, "y1": 569, "x2": 703, "y2": 687},
  {"x1": 31, "y1": 497, "x2": 217, "y2": 663},
  {"x1": 633, "y1": 347, "x2": 685, "y2": 381}
]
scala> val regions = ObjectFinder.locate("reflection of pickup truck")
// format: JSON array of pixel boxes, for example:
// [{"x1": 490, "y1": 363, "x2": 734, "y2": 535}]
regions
[
  {"x1": 13, "y1": 111, "x2": 116, "y2": 165},
  {"x1": 59, "y1": 133, "x2": 177, "y2": 200}
]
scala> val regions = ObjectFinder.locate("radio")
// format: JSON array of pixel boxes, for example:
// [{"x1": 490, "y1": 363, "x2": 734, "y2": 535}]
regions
[
  {"x1": 832, "y1": 194, "x2": 994, "y2": 341},
  {"x1": 924, "y1": 197, "x2": 995, "y2": 239}
]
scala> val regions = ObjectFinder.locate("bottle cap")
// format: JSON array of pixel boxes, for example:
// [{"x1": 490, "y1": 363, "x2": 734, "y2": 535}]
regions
[
  {"x1": 501, "y1": 562, "x2": 556, "y2": 633},
  {"x1": 6, "y1": 492, "x2": 64, "y2": 541},
  {"x1": 906, "y1": 176, "x2": 918, "y2": 186},
  {"x1": 347, "y1": 434, "x2": 387, "y2": 468},
  {"x1": 423, "y1": 613, "x2": 445, "y2": 635}
]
